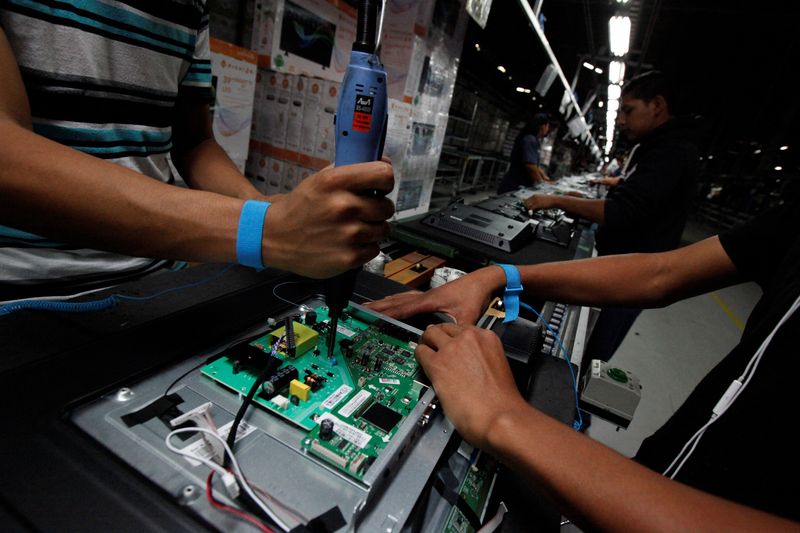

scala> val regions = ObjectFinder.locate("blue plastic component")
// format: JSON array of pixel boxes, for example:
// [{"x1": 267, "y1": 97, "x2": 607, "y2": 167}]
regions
[{"x1": 334, "y1": 50, "x2": 388, "y2": 167}]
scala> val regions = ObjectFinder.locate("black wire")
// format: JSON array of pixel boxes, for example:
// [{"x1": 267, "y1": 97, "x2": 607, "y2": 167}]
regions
[
  {"x1": 162, "y1": 357, "x2": 216, "y2": 397},
  {"x1": 224, "y1": 357, "x2": 281, "y2": 468}
]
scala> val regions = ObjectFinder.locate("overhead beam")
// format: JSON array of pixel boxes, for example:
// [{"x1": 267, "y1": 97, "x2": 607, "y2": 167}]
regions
[{"x1": 516, "y1": 0, "x2": 602, "y2": 159}]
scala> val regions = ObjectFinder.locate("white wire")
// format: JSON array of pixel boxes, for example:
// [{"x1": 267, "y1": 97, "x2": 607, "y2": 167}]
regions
[
  {"x1": 375, "y1": 0, "x2": 388, "y2": 52},
  {"x1": 664, "y1": 293, "x2": 800, "y2": 479},
  {"x1": 272, "y1": 281, "x2": 305, "y2": 308},
  {"x1": 166, "y1": 427, "x2": 291, "y2": 532},
  {"x1": 0, "y1": 284, "x2": 113, "y2": 305},
  {"x1": 476, "y1": 502, "x2": 508, "y2": 533}
]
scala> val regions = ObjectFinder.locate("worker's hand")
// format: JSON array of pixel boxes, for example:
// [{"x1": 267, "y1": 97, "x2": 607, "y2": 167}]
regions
[
  {"x1": 523, "y1": 194, "x2": 556, "y2": 212},
  {"x1": 365, "y1": 266, "x2": 505, "y2": 324},
  {"x1": 563, "y1": 190, "x2": 586, "y2": 198},
  {"x1": 416, "y1": 323, "x2": 527, "y2": 450},
  {"x1": 263, "y1": 161, "x2": 395, "y2": 278},
  {"x1": 590, "y1": 176, "x2": 622, "y2": 187}
]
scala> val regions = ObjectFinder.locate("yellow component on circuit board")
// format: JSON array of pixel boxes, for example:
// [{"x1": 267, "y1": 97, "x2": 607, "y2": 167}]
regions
[{"x1": 289, "y1": 379, "x2": 311, "y2": 402}]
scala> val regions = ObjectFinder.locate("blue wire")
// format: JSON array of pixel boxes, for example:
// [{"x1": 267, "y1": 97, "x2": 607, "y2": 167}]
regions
[
  {"x1": 0, "y1": 265, "x2": 233, "y2": 317},
  {"x1": 520, "y1": 301, "x2": 584, "y2": 430}
]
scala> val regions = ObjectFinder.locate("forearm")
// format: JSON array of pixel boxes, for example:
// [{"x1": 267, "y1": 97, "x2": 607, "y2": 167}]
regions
[
  {"x1": 173, "y1": 137, "x2": 263, "y2": 200},
  {"x1": 0, "y1": 119, "x2": 241, "y2": 262},
  {"x1": 488, "y1": 404, "x2": 796, "y2": 531},
  {"x1": 549, "y1": 196, "x2": 605, "y2": 223},
  {"x1": 475, "y1": 237, "x2": 740, "y2": 308},
  {"x1": 526, "y1": 164, "x2": 549, "y2": 183}
]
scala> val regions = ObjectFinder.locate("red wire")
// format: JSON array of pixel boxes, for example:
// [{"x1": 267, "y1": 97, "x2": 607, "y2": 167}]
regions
[{"x1": 206, "y1": 471, "x2": 275, "y2": 533}]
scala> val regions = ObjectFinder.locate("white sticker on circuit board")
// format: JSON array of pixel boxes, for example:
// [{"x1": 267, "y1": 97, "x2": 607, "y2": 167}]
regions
[
  {"x1": 179, "y1": 420, "x2": 256, "y2": 467},
  {"x1": 379, "y1": 378, "x2": 400, "y2": 385},
  {"x1": 318, "y1": 412, "x2": 371, "y2": 449},
  {"x1": 338, "y1": 389, "x2": 371, "y2": 417},
  {"x1": 336, "y1": 324, "x2": 356, "y2": 338},
  {"x1": 321, "y1": 384, "x2": 353, "y2": 410}
]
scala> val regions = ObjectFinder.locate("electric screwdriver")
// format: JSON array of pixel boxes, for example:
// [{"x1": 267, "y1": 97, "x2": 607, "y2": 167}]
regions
[{"x1": 324, "y1": 0, "x2": 389, "y2": 363}]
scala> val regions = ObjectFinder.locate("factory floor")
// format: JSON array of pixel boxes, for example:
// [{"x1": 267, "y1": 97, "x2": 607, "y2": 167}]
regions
[{"x1": 583, "y1": 221, "x2": 761, "y2": 457}]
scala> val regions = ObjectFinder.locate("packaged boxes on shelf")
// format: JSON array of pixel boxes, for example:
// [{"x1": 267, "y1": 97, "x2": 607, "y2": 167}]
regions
[
  {"x1": 285, "y1": 75, "x2": 306, "y2": 152},
  {"x1": 301, "y1": 77, "x2": 324, "y2": 158},
  {"x1": 314, "y1": 80, "x2": 339, "y2": 163},
  {"x1": 266, "y1": 157, "x2": 285, "y2": 194},
  {"x1": 209, "y1": 38, "x2": 257, "y2": 172}
]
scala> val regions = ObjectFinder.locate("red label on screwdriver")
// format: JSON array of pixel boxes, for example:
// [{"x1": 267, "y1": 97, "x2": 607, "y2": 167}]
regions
[{"x1": 352, "y1": 95, "x2": 374, "y2": 132}]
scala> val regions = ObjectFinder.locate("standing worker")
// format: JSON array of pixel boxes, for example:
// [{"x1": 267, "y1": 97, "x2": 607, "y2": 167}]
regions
[
  {"x1": 524, "y1": 71, "x2": 700, "y2": 361},
  {"x1": 497, "y1": 112, "x2": 553, "y2": 194},
  {"x1": 0, "y1": 2, "x2": 394, "y2": 301}
]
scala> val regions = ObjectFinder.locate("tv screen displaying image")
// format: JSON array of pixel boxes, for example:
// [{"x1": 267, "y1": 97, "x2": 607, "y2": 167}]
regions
[{"x1": 280, "y1": 0, "x2": 336, "y2": 68}]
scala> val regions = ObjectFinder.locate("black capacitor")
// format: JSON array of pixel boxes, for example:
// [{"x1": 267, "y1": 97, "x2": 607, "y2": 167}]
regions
[
  {"x1": 320, "y1": 419, "x2": 334, "y2": 441},
  {"x1": 261, "y1": 365, "x2": 299, "y2": 397},
  {"x1": 305, "y1": 311, "x2": 317, "y2": 326}
]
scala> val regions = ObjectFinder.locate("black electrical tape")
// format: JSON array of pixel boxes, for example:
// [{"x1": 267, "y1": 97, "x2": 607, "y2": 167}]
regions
[
  {"x1": 289, "y1": 506, "x2": 346, "y2": 533},
  {"x1": 433, "y1": 471, "x2": 483, "y2": 531},
  {"x1": 121, "y1": 393, "x2": 183, "y2": 427}
]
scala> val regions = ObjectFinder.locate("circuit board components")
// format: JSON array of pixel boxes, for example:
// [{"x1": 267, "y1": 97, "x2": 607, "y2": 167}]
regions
[{"x1": 201, "y1": 304, "x2": 426, "y2": 481}]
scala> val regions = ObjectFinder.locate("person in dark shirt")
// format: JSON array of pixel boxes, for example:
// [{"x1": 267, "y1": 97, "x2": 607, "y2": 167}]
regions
[
  {"x1": 366, "y1": 196, "x2": 800, "y2": 529},
  {"x1": 497, "y1": 113, "x2": 552, "y2": 194},
  {"x1": 525, "y1": 71, "x2": 700, "y2": 361}
]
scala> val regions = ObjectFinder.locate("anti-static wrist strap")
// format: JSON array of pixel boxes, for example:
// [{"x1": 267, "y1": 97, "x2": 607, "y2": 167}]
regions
[
  {"x1": 236, "y1": 200, "x2": 270, "y2": 270},
  {"x1": 498, "y1": 264, "x2": 522, "y2": 323}
]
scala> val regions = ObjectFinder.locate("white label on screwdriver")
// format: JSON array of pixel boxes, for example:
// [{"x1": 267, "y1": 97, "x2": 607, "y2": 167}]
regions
[
  {"x1": 339, "y1": 389, "x2": 371, "y2": 417},
  {"x1": 321, "y1": 384, "x2": 353, "y2": 410},
  {"x1": 317, "y1": 413, "x2": 371, "y2": 448}
]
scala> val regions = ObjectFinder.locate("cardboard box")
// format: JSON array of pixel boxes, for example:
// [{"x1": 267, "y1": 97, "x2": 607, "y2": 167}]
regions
[
  {"x1": 261, "y1": 71, "x2": 281, "y2": 145},
  {"x1": 266, "y1": 157, "x2": 285, "y2": 194},
  {"x1": 301, "y1": 77, "x2": 324, "y2": 157},
  {"x1": 254, "y1": 151, "x2": 270, "y2": 194},
  {"x1": 282, "y1": 163, "x2": 299, "y2": 192},
  {"x1": 314, "y1": 80, "x2": 339, "y2": 162},
  {"x1": 210, "y1": 38, "x2": 258, "y2": 172},
  {"x1": 270, "y1": 72, "x2": 292, "y2": 148},
  {"x1": 285, "y1": 75, "x2": 306, "y2": 152}
]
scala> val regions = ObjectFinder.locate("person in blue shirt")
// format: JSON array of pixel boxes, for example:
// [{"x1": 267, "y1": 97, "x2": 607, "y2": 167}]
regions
[{"x1": 497, "y1": 113, "x2": 552, "y2": 194}]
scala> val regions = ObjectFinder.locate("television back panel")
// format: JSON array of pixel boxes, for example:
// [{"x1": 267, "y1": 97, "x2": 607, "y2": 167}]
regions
[{"x1": 422, "y1": 203, "x2": 536, "y2": 253}]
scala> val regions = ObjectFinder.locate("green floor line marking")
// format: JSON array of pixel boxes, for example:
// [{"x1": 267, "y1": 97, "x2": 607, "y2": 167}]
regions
[{"x1": 710, "y1": 291, "x2": 745, "y2": 331}]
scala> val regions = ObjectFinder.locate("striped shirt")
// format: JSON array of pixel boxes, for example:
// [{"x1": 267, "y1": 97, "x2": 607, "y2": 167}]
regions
[{"x1": 0, "y1": 0, "x2": 213, "y2": 299}]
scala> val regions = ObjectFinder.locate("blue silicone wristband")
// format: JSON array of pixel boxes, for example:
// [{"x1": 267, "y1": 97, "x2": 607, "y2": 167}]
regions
[
  {"x1": 236, "y1": 200, "x2": 271, "y2": 270},
  {"x1": 498, "y1": 264, "x2": 523, "y2": 323}
]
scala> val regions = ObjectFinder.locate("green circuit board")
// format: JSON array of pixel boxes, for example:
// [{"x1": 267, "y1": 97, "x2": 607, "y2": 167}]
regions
[
  {"x1": 442, "y1": 452, "x2": 499, "y2": 533},
  {"x1": 201, "y1": 304, "x2": 425, "y2": 480}
]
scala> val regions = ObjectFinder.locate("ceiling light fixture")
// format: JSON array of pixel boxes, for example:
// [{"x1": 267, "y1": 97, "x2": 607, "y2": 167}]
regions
[
  {"x1": 607, "y1": 84, "x2": 621, "y2": 99},
  {"x1": 598, "y1": 100, "x2": 604, "y2": 108},
  {"x1": 609, "y1": 61, "x2": 626, "y2": 84},
  {"x1": 497, "y1": 65, "x2": 506, "y2": 73},
  {"x1": 594, "y1": 67, "x2": 603, "y2": 74},
  {"x1": 775, "y1": 166, "x2": 783, "y2": 171},
  {"x1": 583, "y1": 61, "x2": 596, "y2": 71},
  {"x1": 609, "y1": 16, "x2": 631, "y2": 57},
  {"x1": 780, "y1": 145, "x2": 789, "y2": 151},
  {"x1": 516, "y1": 87, "x2": 526, "y2": 93},
  {"x1": 475, "y1": 43, "x2": 480, "y2": 51}
]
